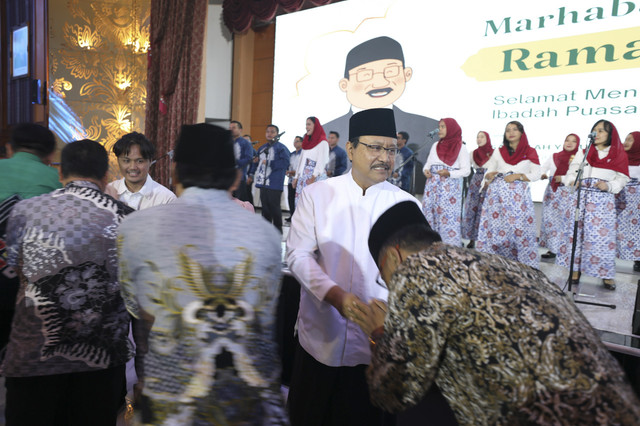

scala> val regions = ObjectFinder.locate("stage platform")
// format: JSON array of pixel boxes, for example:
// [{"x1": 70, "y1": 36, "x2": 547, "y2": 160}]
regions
[{"x1": 539, "y1": 256, "x2": 640, "y2": 356}]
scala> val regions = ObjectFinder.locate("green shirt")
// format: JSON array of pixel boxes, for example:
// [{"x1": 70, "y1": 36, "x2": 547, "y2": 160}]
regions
[{"x1": 0, "y1": 152, "x2": 61, "y2": 202}]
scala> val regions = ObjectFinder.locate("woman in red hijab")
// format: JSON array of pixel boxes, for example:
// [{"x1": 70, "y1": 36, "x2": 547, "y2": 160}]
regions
[
  {"x1": 556, "y1": 120, "x2": 629, "y2": 290},
  {"x1": 422, "y1": 118, "x2": 471, "y2": 246},
  {"x1": 293, "y1": 116, "x2": 330, "y2": 205},
  {"x1": 477, "y1": 121, "x2": 541, "y2": 268},
  {"x1": 462, "y1": 130, "x2": 493, "y2": 248},
  {"x1": 539, "y1": 133, "x2": 580, "y2": 259},
  {"x1": 616, "y1": 131, "x2": 640, "y2": 272}
]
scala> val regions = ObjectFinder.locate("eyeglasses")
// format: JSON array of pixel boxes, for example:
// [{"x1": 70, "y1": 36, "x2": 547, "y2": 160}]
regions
[
  {"x1": 350, "y1": 65, "x2": 401, "y2": 82},
  {"x1": 358, "y1": 142, "x2": 398, "y2": 156},
  {"x1": 375, "y1": 273, "x2": 387, "y2": 289}
]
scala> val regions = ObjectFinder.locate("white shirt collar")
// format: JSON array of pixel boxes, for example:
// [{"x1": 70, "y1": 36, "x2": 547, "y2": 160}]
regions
[{"x1": 112, "y1": 175, "x2": 156, "y2": 198}]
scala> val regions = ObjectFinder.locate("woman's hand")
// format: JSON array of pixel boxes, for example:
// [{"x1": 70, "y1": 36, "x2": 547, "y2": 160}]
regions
[
  {"x1": 541, "y1": 174, "x2": 548, "y2": 180},
  {"x1": 424, "y1": 170, "x2": 432, "y2": 179},
  {"x1": 484, "y1": 171, "x2": 498, "y2": 183},
  {"x1": 306, "y1": 175, "x2": 317, "y2": 185},
  {"x1": 504, "y1": 173, "x2": 521, "y2": 183},
  {"x1": 554, "y1": 176, "x2": 563, "y2": 183},
  {"x1": 596, "y1": 181, "x2": 609, "y2": 191},
  {"x1": 436, "y1": 169, "x2": 450, "y2": 178}
]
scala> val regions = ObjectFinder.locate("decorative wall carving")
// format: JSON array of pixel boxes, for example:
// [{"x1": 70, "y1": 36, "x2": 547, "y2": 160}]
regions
[{"x1": 49, "y1": 0, "x2": 150, "y2": 177}]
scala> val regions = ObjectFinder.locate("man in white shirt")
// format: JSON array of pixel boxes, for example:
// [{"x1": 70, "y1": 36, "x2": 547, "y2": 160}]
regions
[
  {"x1": 286, "y1": 108, "x2": 420, "y2": 425},
  {"x1": 106, "y1": 132, "x2": 176, "y2": 210}
]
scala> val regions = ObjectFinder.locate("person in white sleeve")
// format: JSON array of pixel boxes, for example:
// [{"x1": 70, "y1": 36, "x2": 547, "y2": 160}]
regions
[{"x1": 286, "y1": 108, "x2": 421, "y2": 426}]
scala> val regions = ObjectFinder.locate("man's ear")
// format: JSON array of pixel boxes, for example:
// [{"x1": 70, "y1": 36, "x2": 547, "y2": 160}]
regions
[
  {"x1": 229, "y1": 169, "x2": 242, "y2": 192},
  {"x1": 403, "y1": 67, "x2": 413, "y2": 82},
  {"x1": 171, "y1": 163, "x2": 184, "y2": 196},
  {"x1": 339, "y1": 78, "x2": 349, "y2": 93},
  {"x1": 97, "y1": 173, "x2": 109, "y2": 192},
  {"x1": 346, "y1": 141, "x2": 354, "y2": 161}
]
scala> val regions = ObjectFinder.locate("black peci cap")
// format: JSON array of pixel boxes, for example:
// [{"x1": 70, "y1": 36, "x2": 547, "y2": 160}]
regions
[
  {"x1": 349, "y1": 108, "x2": 397, "y2": 141},
  {"x1": 173, "y1": 123, "x2": 235, "y2": 170},
  {"x1": 344, "y1": 36, "x2": 405, "y2": 78},
  {"x1": 368, "y1": 201, "x2": 440, "y2": 266}
]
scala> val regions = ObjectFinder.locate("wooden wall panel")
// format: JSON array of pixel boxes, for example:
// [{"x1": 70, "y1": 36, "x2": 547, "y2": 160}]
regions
[
  {"x1": 231, "y1": 23, "x2": 275, "y2": 148},
  {"x1": 249, "y1": 24, "x2": 274, "y2": 146}
]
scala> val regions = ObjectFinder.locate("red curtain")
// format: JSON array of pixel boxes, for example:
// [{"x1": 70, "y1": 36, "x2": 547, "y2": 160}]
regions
[
  {"x1": 146, "y1": 0, "x2": 208, "y2": 187},
  {"x1": 223, "y1": 0, "x2": 335, "y2": 33}
]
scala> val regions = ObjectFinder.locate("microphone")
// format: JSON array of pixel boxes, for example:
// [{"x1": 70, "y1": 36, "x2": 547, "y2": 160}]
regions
[
  {"x1": 151, "y1": 149, "x2": 174, "y2": 165},
  {"x1": 587, "y1": 131, "x2": 597, "y2": 140},
  {"x1": 428, "y1": 129, "x2": 439, "y2": 138},
  {"x1": 273, "y1": 131, "x2": 286, "y2": 142}
]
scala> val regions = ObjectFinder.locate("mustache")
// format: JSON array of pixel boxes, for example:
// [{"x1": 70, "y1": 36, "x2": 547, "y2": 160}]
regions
[{"x1": 370, "y1": 162, "x2": 390, "y2": 170}]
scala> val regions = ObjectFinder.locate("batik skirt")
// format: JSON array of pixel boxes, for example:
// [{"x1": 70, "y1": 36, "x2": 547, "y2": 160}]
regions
[
  {"x1": 422, "y1": 164, "x2": 462, "y2": 246},
  {"x1": 539, "y1": 183, "x2": 573, "y2": 254},
  {"x1": 476, "y1": 174, "x2": 539, "y2": 268},
  {"x1": 616, "y1": 178, "x2": 640, "y2": 261},
  {"x1": 556, "y1": 178, "x2": 616, "y2": 279},
  {"x1": 295, "y1": 158, "x2": 326, "y2": 207},
  {"x1": 461, "y1": 168, "x2": 486, "y2": 240}
]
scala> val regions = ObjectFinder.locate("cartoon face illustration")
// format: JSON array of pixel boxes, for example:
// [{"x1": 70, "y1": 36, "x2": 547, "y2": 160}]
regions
[{"x1": 338, "y1": 36, "x2": 413, "y2": 110}]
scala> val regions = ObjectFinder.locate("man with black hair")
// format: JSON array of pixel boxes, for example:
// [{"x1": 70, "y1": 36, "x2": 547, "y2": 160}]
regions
[
  {"x1": 3, "y1": 139, "x2": 134, "y2": 425},
  {"x1": 286, "y1": 108, "x2": 419, "y2": 426},
  {"x1": 229, "y1": 120, "x2": 254, "y2": 202},
  {"x1": 0, "y1": 123, "x2": 62, "y2": 350},
  {"x1": 351, "y1": 201, "x2": 640, "y2": 425},
  {"x1": 106, "y1": 132, "x2": 175, "y2": 210},
  {"x1": 389, "y1": 131, "x2": 414, "y2": 193},
  {"x1": 252, "y1": 124, "x2": 290, "y2": 233},
  {"x1": 117, "y1": 123, "x2": 287, "y2": 425},
  {"x1": 326, "y1": 131, "x2": 348, "y2": 177}
]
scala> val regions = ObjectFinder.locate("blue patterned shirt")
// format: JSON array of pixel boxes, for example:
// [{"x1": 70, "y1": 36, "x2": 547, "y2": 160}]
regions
[{"x1": 3, "y1": 181, "x2": 134, "y2": 377}]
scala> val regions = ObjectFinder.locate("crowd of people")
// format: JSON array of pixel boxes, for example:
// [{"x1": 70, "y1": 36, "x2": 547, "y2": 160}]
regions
[{"x1": 0, "y1": 111, "x2": 639, "y2": 425}]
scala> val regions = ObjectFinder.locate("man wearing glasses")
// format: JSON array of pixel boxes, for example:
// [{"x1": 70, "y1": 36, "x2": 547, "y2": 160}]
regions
[
  {"x1": 324, "y1": 36, "x2": 438, "y2": 172},
  {"x1": 286, "y1": 108, "x2": 422, "y2": 425}
]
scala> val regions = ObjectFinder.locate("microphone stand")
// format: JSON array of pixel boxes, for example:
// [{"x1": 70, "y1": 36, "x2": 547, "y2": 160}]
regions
[{"x1": 566, "y1": 133, "x2": 615, "y2": 309}]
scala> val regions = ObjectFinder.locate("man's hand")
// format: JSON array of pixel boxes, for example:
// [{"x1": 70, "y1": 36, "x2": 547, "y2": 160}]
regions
[
  {"x1": 246, "y1": 176, "x2": 253, "y2": 185},
  {"x1": 324, "y1": 286, "x2": 368, "y2": 319},
  {"x1": 392, "y1": 172, "x2": 399, "y2": 179},
  {"x1": 350, "y1": 299, "x2": 387, "y2": 336},
  {"x1": 291, "y1": 178, "x2": 297, "y2": 189}
]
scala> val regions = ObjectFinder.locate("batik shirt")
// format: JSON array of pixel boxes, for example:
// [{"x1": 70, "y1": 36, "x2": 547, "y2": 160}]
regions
[
  {"x1": 3, "y1": 181, "x2": 134, "y2": 376},
  {"x1": 253, "y1": 141, "x2": 290, "y2": 190},
  {"x1": 118, "y1": 188, "x2": 287, "y2": 425},
  {"x1": 369, "y1": 244, "x2": 640, "y2": 425}
]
